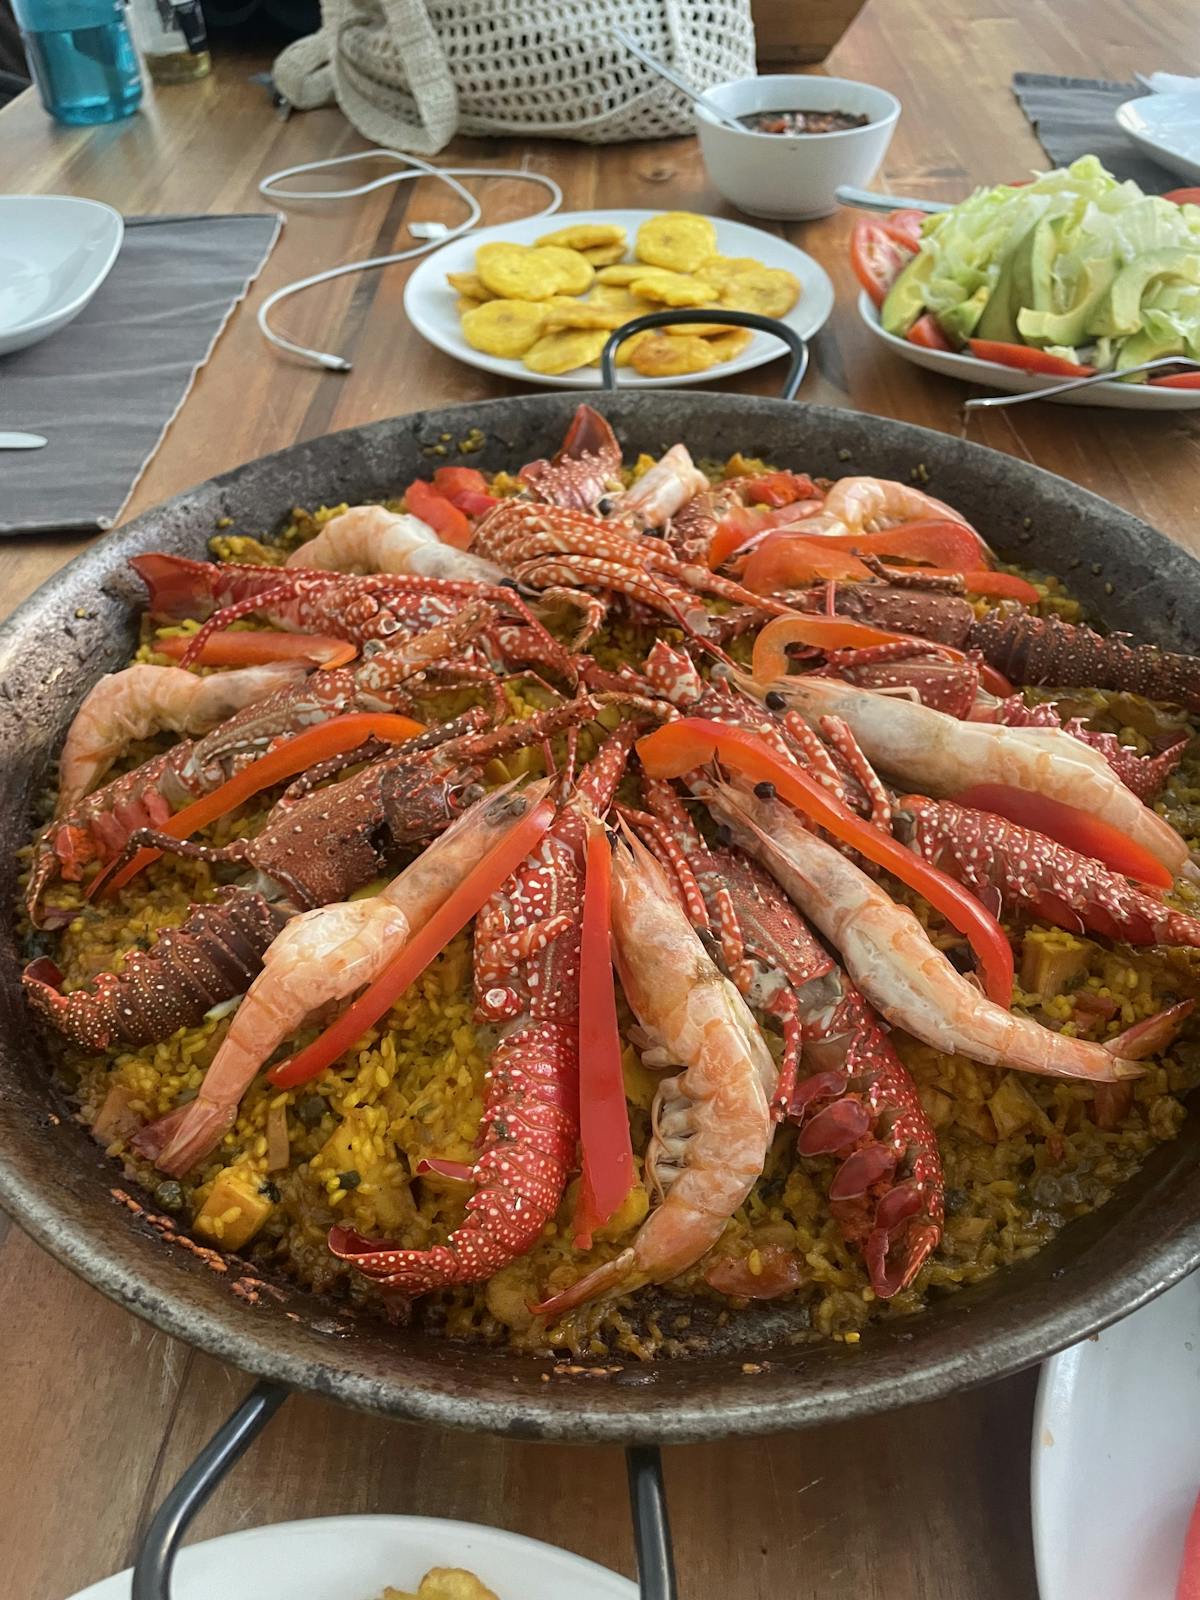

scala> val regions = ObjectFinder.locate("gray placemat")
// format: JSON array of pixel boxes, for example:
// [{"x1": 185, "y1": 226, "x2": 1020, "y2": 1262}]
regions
[
  {"x1": 1012, "y1": 73, "x2": 1181, "y2": 192},
  {"x1": 0, "y1": 212, "x2": 282, "y2": 537}
]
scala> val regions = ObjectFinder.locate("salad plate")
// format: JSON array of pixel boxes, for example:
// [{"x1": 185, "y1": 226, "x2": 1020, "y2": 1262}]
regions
[
  {"x1": 858, "y1": 292, "x2": 1200, "y2": 408},
  {"x1": 1118, "y1": 93, "x2": 1200, "y2": 187}
]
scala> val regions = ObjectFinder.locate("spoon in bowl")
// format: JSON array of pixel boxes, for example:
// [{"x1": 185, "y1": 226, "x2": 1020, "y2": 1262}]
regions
[{"x1": 610, "y1": 24, "x2": 745, "y2": 133}]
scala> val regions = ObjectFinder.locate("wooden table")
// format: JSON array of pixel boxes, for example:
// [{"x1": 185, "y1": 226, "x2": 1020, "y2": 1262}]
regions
[{"x1": 2, "y1": 2, "x2": 1197, "y2": 1595}]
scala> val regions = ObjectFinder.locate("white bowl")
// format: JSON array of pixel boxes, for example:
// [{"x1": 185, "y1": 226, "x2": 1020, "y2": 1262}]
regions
[
  {"x1": 0, "y1": 195, "x2": 124, "y2": 357},
  {"x1": 695, "y1": 75, "x2": 900, "y2": 221}
]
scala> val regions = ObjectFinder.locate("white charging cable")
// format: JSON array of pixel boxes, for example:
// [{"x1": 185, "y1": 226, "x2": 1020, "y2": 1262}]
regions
[{"x1": 256, "y1": 150, "x2": 564, "y2": 371}]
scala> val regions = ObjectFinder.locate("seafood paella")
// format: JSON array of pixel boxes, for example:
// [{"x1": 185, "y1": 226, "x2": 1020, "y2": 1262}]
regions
[{"x1": 19, "y1": 405, "x2": 1200, "y2": 1356}]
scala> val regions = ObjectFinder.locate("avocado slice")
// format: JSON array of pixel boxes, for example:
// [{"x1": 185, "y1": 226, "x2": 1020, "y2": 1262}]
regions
[
  {"x1": 1089, "y1": 248, "x2": 1200, "y2": 339},
  {"x1": 974, "y1": 220, "x2": 1048, "y2": 342},
  {"x1": 1017, "y1": 256, "x2": 1119, "y2": 348},
  {"x1": 880, "y1": 250, "x2": 935, "y2": 337},
  {"x1": 1114, "y1": 312, "x2": 1188, "y2": 371},
  {"x1": 939, "y1": 286, "x2": 989, "y2": 343}
]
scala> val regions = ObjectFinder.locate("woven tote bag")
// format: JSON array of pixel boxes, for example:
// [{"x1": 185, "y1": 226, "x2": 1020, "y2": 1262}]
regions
[{"x1": 272, "y1": 0, "x2": 757, "y2": 154}]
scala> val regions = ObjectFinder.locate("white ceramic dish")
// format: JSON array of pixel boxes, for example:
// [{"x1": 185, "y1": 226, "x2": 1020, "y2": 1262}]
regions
[
  {"x1": 0, "y1": 195, "x2": 124, "y2": 357},
  {"x1": 695, "y1": 75, "x2": 900, "y2": 221},
  {"x1": 67, "y1": 1513, "x2": 638, "y2": 1599},
  {"x1": 1033, "y1": 1271, "x2": 1200, "y2": 1600},
  {"x1": 404, "y1": 209, "x2": 834, "y2": 389},
  {"x1": 858, "y1": 291, "x2": 1200, "y2": 409},
  {"x1": 1118, "y1": 93, "x2": 1200, "y2": 186}
]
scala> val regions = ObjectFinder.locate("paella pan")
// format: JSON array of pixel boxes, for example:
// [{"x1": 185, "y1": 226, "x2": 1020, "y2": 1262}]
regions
[{"x1": 3, "y1": 391, "x2": 1200, "y2": 1443}]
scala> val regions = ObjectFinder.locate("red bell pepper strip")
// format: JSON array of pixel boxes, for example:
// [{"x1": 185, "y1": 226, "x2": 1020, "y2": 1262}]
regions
[
  {"x1": 792, "y1": 519, "x2": 991, "y2": 570},
  {"x1": 92, "y1": 712, "x2": 424, "y2": 900},
  {"x1": 740, "y1": 471, "x2": 818, "y2": 508},
  {"x1": 749, "y1": 612, "x2": 1014, "y2": 699},
  {"x1": 154, "y1": 632, "x2": 358, "y2": 670},
  {"x1": 268, "y1": 792, "x2": 557, "y2": 1088},
  {"x1": 907, "y1": 313, "x2": 955, "y2": 351},
  {"x1": 895, "y1": 568, "x2": 1039, "y2": 604},
  {"x1": 954, "y1": 783, "x2": 1173, "y2": 889},
  {"x1": 404, "y1": 479, "x2": 473, "y2": 549},
  {"x1": 1177, "y1": 1488, "x2": 1200, "y2": 1600},
  {"x1": 1149, "y1": 372, "x2": 1200, "y2": 389},
  {"x1": 1165, "y1": 188, "x2": 1200, "y2": 207},
  {"x1": 637, "y1": 719, "x2": 1014, "y2": 1003},
  {"x1": 968, "y1": 340, "x2": 1096, "y2": 378},
  {"x1": 751, "y1": 613, "x2": 956, "y2": 677},
  {"x1": 741, "y1": 534, "x2": 874, "y2": 593},
  {"x1": 573, "y1": 817, "x2": 634, "y2": 1248}
]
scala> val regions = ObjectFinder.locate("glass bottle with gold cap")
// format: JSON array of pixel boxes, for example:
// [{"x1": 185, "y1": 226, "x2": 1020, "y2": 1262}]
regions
[{"x1": 128, "y1": 0, "x2": 210, "y2": 82}]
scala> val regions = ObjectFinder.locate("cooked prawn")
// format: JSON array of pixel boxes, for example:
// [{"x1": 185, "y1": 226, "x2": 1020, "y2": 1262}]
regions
[
  {"x1": 536, "y1": 828, "x2": 776, "y2": 1317},
  {"x1": 55, "y1": 660, "x2": 306, "y2": 814},
  {"x1": 136, "y1": 780, "x2": 550, "y2": 1177},
  {"x1": 621, "y1": 444, "x2": 709, "y2": 528},
  {"x1": 286, "y1": 504, "x2": 504, "y2": 583},
  {"x1": 820, "y1": 476, "x2": 975, "y2": 534},
  {"x1": 742, "y1": 671, "x2": 1193, "y2": 880},
  {"x1": 707, "y1": 779, "x2": 1142, "y2": 1085}
]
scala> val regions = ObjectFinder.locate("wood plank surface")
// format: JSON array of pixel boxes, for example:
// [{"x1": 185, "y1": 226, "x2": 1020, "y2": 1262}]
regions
[{"x1": 0, "y1": 1, "x2": 1196, "y2": 1594}]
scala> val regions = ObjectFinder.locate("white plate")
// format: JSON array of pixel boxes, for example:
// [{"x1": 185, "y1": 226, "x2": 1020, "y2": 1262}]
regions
[
  {"x1": 1118, "y1": 93, "x2": 1200, "y2": 186},
  {"x1": 403, "y1": 209, "x2": 833, "y2": 389},
  {"x1": 0, "y1": 195, "x2": 124, "y2": 357},
  {"x1": 67, "y1": 1513, "x2": 638, "y2": 1600},
  {"x1": 857, "y1": 291, "x2": 1200, "y2": 409},
  {"x1": 1032, "y1": 1271, "x2": 1200, "y2": 1600}
]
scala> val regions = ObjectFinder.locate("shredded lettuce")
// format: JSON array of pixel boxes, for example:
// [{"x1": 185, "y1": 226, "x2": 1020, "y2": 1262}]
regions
[{"x1": 896, "y1": 157, "x2": 1200, "y2": 372}]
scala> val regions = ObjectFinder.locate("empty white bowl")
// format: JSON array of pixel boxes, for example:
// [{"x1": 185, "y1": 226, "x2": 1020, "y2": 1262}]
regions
[
  {"x1": 0, "y1": 195, "x2": 124, "y2": 357},
  {"x1": 695, "y1": 75, "x2": 901, "y2": 221}
]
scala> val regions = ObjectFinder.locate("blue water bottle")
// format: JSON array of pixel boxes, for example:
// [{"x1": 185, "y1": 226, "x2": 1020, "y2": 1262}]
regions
[{"x1": 12, "y1": 0, "x2": 143, "y2": 125}]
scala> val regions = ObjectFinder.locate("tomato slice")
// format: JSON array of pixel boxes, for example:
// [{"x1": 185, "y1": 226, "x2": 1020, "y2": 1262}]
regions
[
  {"x1": 954, "y1": 783, "x2": 1173, "y2": 889},
  {"x1": 741, "y1": 470, "x2": 819, "y2": 508},
  {"x1": 637, "y1": 719, "x2": 1014, "y2": 1004},
  {"x1": 850, "y1": 218, "x2": 911, "y2": 308},
  {"x1": 1165, "y1": 187, "x2": 1200, "y2": 207},
  {"x1": 404, "y1": 479, "x2": 473, "y2": 548},
  {"x1": 432, "y1": 466, "x2": 489, "y2": 502},
  {"x1": 572, "y1": 817, "x2": 635, "y2": 1248},
  {"x1": 968, "y1": 340, "x2": 1096, "y2": 378},
  {"x1": 880, "y1": 209, "x2": 925, "y2": 249},
  {"x1": 269, "y1": 792, "x2": 557, "y2": 1089},
  {"x1": 907, "y1": 313, "x2": 955, "y2": 351},
  {"x1": 1149, "y1": 372, "x2": 1200, "y2": 389},
  {"x1": 741, "y1": 534, "x2": 874, "y2": 594},
  {"x1": 1176, "y1": 1488, "x2": 1200, "y2": 1600}
]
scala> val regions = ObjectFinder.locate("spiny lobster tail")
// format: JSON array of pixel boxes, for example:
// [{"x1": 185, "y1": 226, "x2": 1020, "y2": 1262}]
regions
[
  {"x1": 894, "y1": 794, "x2": 1200, "y2": 948},
  {"x1": 968, "y1": 610, "x2": 1200, "y2": 711},
  {"x1": 130, "y1": 553, "x2": 224, "y2": 618},
  {"x1": 22, "y1": 888, "x2": 290, "y2": 1050},
  {"x1": 792, "y1": 582, "x2": 976, "y2": 647}
]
